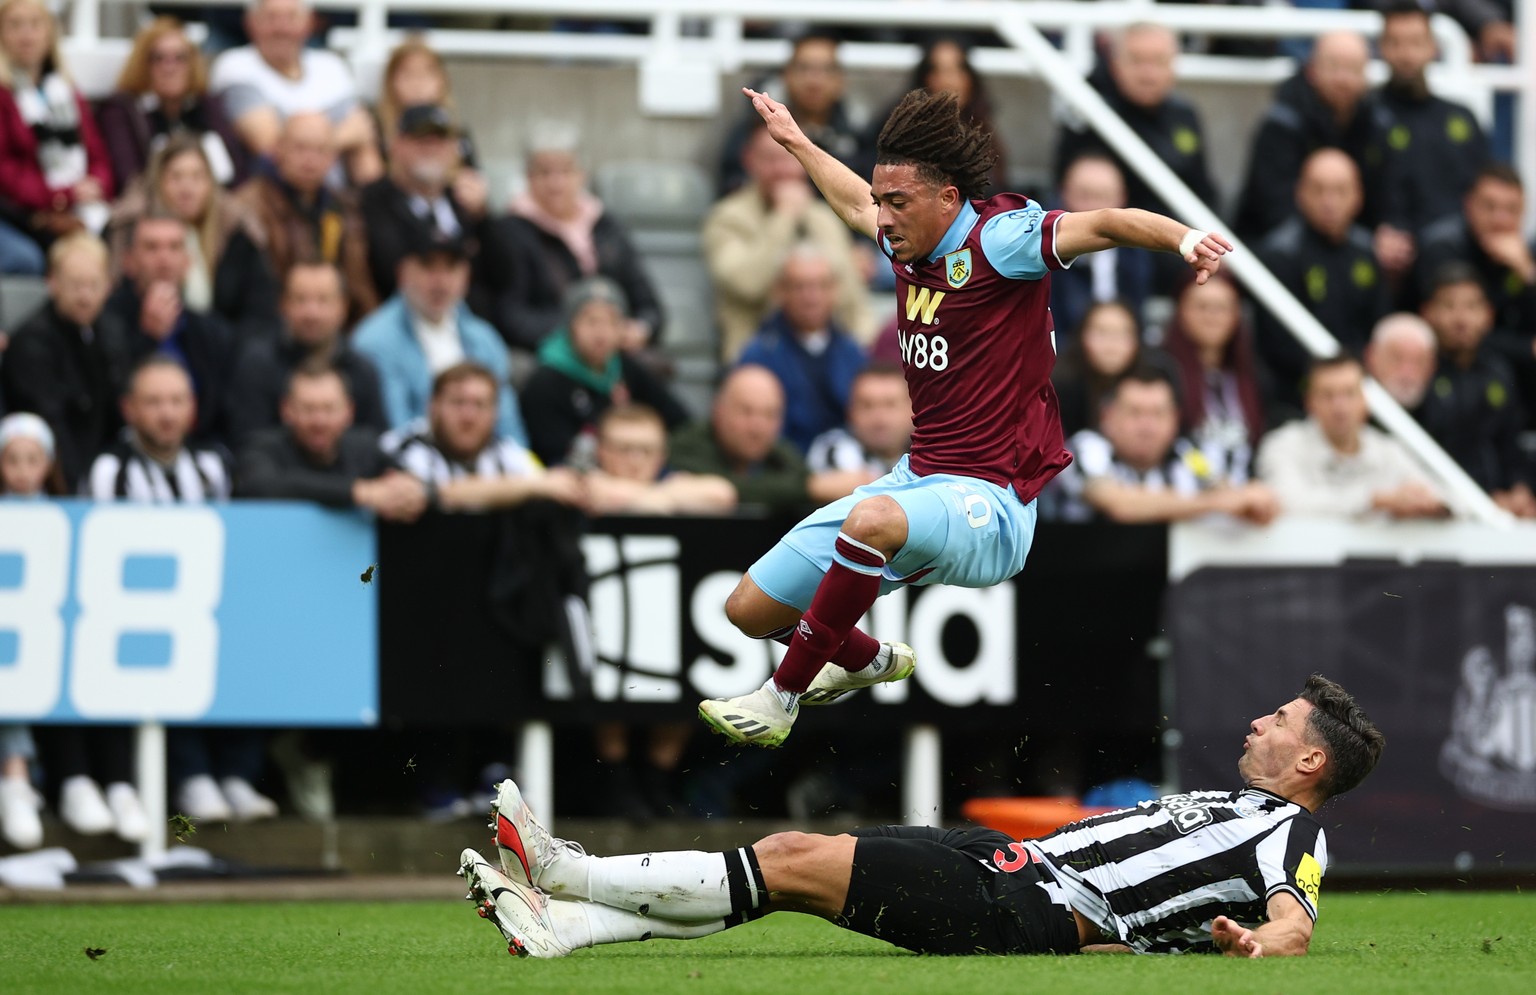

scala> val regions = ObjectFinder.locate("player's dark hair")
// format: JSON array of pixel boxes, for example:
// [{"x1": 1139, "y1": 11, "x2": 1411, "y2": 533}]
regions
[
  {"x1": 876, "y1": 89, "x2": 996, "y2": 200},
  {"x1": 1472, "y1": 161, "x2": 1522, "y2": 191},
  {"x1": 1425, "y1": 260, "x2": 1485, "y2": 301},
  {"x1": 1298, "y1": 674, "x2": 1385, "y2": 801}
]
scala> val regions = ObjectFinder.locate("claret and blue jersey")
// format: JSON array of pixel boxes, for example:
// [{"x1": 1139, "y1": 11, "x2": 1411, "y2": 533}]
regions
[{"x1": 879, "y1": 193, "x2": 1074, "y2": 505}]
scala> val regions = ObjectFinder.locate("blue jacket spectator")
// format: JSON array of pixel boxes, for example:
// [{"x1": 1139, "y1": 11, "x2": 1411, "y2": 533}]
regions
[
  {"x1": 737, "y1": 246, "x2": 867, "y2": 453},
  {"x1": 352, "y1": 236, "x2": 526, "y2": 444}
]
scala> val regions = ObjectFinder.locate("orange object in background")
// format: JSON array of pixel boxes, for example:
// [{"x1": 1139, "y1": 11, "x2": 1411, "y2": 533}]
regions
[{"x1": 962, "y1": 796, "x2": 1116, "y2": 841}]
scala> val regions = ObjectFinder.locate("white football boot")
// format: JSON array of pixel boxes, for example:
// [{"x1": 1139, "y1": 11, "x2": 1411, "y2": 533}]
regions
[
  {"x1": 697, "y1": 684, "x2": 798, "y2": 748},
  {"x1": 488, "y1": 779, "x2": 585, "y2": 894},
  {"x1": 800, "y1": 641, "x2": 917, "y2": 705},
  {"x1": 458, "y1": 848, "x2": 572, "y2": 959}
]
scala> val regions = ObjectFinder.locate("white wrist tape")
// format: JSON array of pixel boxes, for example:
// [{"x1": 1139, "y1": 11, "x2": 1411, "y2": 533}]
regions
[{"x1": 1179, "y1": 229, "x2": 1208, "y2": 259}]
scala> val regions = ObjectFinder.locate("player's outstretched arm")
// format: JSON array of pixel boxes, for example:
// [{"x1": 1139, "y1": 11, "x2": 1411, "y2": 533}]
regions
[
  {"x1": 1054, "y1": 208, "x2": 1233, "y2": 285},
  {"x1": 743, "y1": 88, "x2": 878, "y2": 240},
  {"x1": 1210, "y1": 893, "x2": 1315, "y2": 958}
]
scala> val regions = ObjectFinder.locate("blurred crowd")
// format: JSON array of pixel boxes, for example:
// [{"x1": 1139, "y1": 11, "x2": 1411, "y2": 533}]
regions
[{"x1": 0, "y1": 0, "x2": 1533, "y2": 847}]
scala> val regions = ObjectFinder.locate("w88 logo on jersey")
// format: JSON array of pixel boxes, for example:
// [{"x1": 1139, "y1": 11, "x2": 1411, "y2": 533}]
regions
[{"x1": 898, "y1": 328, "x2": 950, "y2": 371}]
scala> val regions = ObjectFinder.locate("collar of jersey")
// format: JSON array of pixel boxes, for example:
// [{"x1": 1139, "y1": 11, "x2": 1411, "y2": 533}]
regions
[{"x1": 926, "y1": 201, "x2": 980, "y2": 263}]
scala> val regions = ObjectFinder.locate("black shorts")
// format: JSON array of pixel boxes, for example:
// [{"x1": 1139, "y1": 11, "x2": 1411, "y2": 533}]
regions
[{"x1": 837, "y1": 825, "x2": 1080, "y2": 956}]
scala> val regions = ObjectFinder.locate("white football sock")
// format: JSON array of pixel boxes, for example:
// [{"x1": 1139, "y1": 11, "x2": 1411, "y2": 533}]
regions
[
  {"x1": 763, "y1": 677, "x2": 800, "y2": 712},
  {"x1": 550, "y1": 847, "x2": 766, "y2": 922},
  {"x1": 547, "y1": 900, "x2": 729, "y2": 948}
]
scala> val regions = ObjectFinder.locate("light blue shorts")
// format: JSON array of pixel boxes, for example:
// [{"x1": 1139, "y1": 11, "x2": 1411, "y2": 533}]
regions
[{"x1": 747, "y1": 455, "x2": 1038, "y2": 612}]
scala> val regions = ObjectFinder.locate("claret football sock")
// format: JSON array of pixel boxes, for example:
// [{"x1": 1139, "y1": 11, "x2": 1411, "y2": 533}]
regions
[
  {"x1": 772, "y1": 533, "x2": 886, "y2": 693},
  {"x1": 546, "y1": 900, "x2": 729, "y2": 948},
  {"x1": 574, "y1": 846, "x2": 768, "y2": 922}
]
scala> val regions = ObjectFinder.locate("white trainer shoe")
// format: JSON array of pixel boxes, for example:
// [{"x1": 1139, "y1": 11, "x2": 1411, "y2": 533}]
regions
[
  {"x1": 104, "y1": 782, "x2": 149, "y2": 843},
  {"x1": 800, "y1": 641, "x2": 917, "y2": 705},
  {"x1": 221, "y1": 777, "x2": 279, "y2": 822},
  {"x1": 60, "y1": 775, "x2": 114, "y2": 835},
  {"x1": 489, "y1": 779, "x2": 585, "y2": 893},
  {"x1": 698, "y1": 684, "x2": 798, "y2": 748},
  {"x1": 177, "y1": 774, "x2": 232, "y2": 822},
  {"x1": 0, "y1": 776, "x2": 43, "y2": 850},
  {"x1": 458, "y1": 848, "x2": 573, "y2": 959}
]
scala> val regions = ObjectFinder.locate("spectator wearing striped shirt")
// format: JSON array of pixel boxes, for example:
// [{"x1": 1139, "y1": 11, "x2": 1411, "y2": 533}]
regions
[
  {"x1": 83, "y1": 355, "x2": 277, "y2": 826},
  {"x1": 805, "y1": 363, "x2": 911, "y2": 479},
  {"x1": 382, "y1": 362, "x2": 585, "y2": 513}
]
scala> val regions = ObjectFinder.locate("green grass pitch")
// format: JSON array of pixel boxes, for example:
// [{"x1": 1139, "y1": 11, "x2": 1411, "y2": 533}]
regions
[{"x1": 0, "y1": 892, "x2": 1530, "y2": 994}]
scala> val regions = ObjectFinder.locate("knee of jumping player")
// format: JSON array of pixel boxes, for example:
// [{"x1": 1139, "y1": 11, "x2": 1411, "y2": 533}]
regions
[
  {"x1": 840, "y1": 496, "x2": 908, "y2": 559},
  {"x1": 725, "y1": 575, "x2": 800, "y2": 637}
]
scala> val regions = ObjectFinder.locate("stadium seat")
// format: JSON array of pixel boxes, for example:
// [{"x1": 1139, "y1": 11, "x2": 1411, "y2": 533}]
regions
[{"x1": 0, "y1": 276, "x2": 49, "y2": 331}]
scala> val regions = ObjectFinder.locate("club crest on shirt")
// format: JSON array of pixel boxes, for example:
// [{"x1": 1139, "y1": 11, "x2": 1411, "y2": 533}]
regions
[{"x1": 944, "y1": 248, "x2": 972, "y2": 289}]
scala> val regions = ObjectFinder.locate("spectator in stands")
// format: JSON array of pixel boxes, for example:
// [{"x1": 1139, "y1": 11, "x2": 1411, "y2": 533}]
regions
[
  {"x1": 1412, "y1": 164, "x2": 1536, "y2": 413},
  {"x1": 1, "y1": 233, "x2": 130, "y2": 488},
  {"x1": 717, "y1": 31, "x2": 871, "y2": 195},
  {"x1": 669, "y1": 365, "x2": 803, "y2": 513},
  {"x1": 238, "y1": 363, "x2": 428, "y2": 520},
  {"x1": 226, "y1": 261, "x2": 387, "y2": 445},
  {"x1": 105, "y1": 212, "x2": 236, "y2": 443},
  {"x1": 1052, "y1": 300, "x2": 1176, "y2": 437},
  {"x1": 1048, "y1": 155, "x2": 1155, "y2": 347},
  {"x1": 1235, "y1": 31, "x2": 1394, "y2": 241},
  {"x1": 1048, "y1": 366, "x2": 1278, "y2": 524},
  {"x1": 519, "y1": 277, "x2": 687, "y2": 468},
  {"x1": 0, "y1": 413, "x2": 64, "y2": 850},
  {"x1": 1255, "y1": 148, "x2": 1389, "y2": 400},
  {"x1": 704, "y1": 123, "x2": 873, "y2": 360},
  {"x1": 1162, "y1": 272, "x2": 1269, "y2": 484},
  {"x1": 226, "y1": 112, "x2": 379, "y2": 325},
  {"x1": 738, "y1": 244, "x2": 867, "y2": 454},
  {"x1": 495, "y1": 124, "x2": 665, "y2": 352},
  {"x1": 360, "y1": 103, "x2": 496, "y2": 307},
  {"x1": 375, "y1": 38, "x2": 478, "y2": 171},
  {"x1": 86, "y1": 356, "x2": 278, "y2": 823},
  {"x1": 890, "y1": 38, "x2": 1005, "y2": 191},
  {"x1": 352, "y1": 234, "x2": 526, "y2": 444},
  {"x1": 0, "y1": 0, "x2": 113, "y2": 274},
  {"x1": 1054, "y1": 23, "x2": 1215, "y2": 219},
  {"x1": 1416, "y1": 263, "x2": 1536, "y2": 516},
  {"x1": 1359, "y1": 0, "x2": 1517, "y2": 64},
  {"x1": 96, "y1": 17, "x2": 247, "y2": 190},
  {"x1": 1257, "y1": 354, "x2": 1447, "y2": 519},
  {"x1": 209, "y1": 0, "x2": 381, "y2": 183},
  {"x1": 1364, "y1": 311, "x2": 1438, "y2": 411},
  {"x1": 1375, "y1": 3, "x2": 1490, "y2": 238},
  {"x1": 383, "y1": 362, "x2": 586, "y2": 513},
  {"x1": 806, "y1": 363, "x2": 912, "y2": 477},
  {"x1": 108, "y1": 135, "x2": 275, "y2": 339},
  {"x1": 585, "y1": 404, "x2": 738, "y2": 515}
]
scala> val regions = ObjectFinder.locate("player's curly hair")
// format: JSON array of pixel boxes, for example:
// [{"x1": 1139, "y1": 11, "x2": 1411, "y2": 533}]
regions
[
  {"x1": 1299, "y1": 674, "x2": 1385, "y2": 801},
  {"x1": 875, "y1": 89, "x2": 996, "y2": 200}
]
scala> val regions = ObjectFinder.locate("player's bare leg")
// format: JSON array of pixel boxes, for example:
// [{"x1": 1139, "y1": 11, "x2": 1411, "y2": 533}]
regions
[{"x1": 700, "y1": 497, "x2": 917, "y2": 746}]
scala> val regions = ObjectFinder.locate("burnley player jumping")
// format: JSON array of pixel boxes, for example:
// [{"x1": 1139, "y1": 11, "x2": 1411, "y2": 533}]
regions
[{"x1": 698, "y1": 88, "x2": 1233, "y2": 747}]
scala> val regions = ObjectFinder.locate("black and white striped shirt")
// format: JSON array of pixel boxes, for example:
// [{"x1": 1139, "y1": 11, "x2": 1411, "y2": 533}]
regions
[
  {"x1": 85, "y1": 435, "x2": 231, "y2": 503},
  {"x1": 805, "y1": 427, "x2": 901, "y2": 477},
  {"x1": 1024, "y1": 788, "x2": 1327, "y2": 954},
  {"x1": 380, "y1": 419, "x2": 540, "y2": 485}
]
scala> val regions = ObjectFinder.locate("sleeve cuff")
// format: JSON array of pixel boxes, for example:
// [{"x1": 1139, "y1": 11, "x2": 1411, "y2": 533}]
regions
[
  {"x1": 1042, "y1": 210, "x2": 1072, "y2": 271},
  {"x1": 1266, "y1": 883, "x2": 1318, "y2": 922}
]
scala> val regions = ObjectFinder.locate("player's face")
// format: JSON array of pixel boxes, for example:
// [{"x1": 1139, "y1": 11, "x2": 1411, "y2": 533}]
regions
[
  {"x1": 1422, "y1": 282, "x2": 1493, "y2": 354},
  {"x1": 430, "y1": 378, "x2": 497, "y2": 458},
  {"x1": 847, "y1": 374, "x2": 912, "y2": 456},
  {"x1": 596, "y1": 421, "x2": 666, "y2": 483},
  {"x1": 282, "y1": 375, "x2": 353, "y2": 457},
  {"x1": 1379, "y1": 16, "x2": 1436, "y2": 82},
  {"x1": 872, "y1": 164, "x2": 959, "y2": 264},
  {"x1": 1239, "y1": 698, "x2": 1317, "y2": 785},
  {"x1": 1305, "y1": 364, "x2": 1369, "y2": 445}
]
